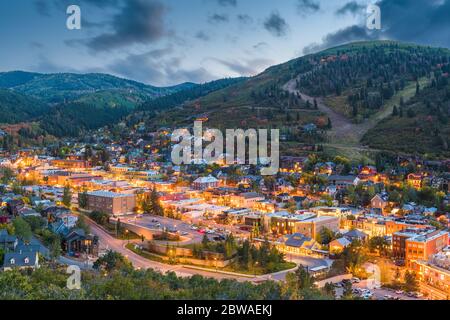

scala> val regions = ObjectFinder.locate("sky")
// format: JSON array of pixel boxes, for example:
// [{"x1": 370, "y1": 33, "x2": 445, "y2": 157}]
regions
[{"x1": 0, "y1": 0, "x2": 449, "y2": 86}]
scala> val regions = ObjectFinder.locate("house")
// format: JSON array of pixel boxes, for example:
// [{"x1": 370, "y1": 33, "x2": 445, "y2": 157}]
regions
[
  {"x1": 229, "y1": 192, "x2": 265, "y2": 208},
  {"x1": 278, "y1": 233, "x2": 322, "y2": 256},
  {"x1": 62, "y1": 229, "x2": 99, "y2": 256},
  {"x1": 329, "y1": 237, "x2": 352, "y2": 253},
  {"x1": 342, "y1": 229, "x2": 368, "y2": 242},
  {"x1": 0, "y1": 229, "x2": 18, "y2": 251},
  {"x1": 407, "y1": 173, "x2": 424, "y2": 189},
  {"x1": 18, "y1": 207, "x2": 41, "y2": 218},
  {"x1": 42, "y1": 206, "x2": 71, "y2": 220},
  {"x1": 3, "y1": 251, "x2": 39, "y2": 271},
  {"x1": 326, "y1": 175, "x2": 360, "y2": 190},
  {"x1": 371, "y1": 193, "x2": 389, "y2": 215},
  {"x1": 193, "y1": 175, "x2": 219, "y2": 190}
]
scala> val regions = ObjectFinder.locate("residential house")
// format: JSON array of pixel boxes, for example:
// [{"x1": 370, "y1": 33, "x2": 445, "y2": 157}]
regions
[
  {"x1": 0, "y1": 229, "x2": 18, "y2": 251},
  {"x1": 278, "y1": 233, "x2": 322, "y2": 256},
  {"x1": 329, "y1": 237, "x2": 352, "y2": 253},
  {"x1": 3, "y1": 251, "x2": 39, "y2": 271},
  {"x1": 342, "y1": 229, "x2": 368, "y2": 242},
  {"x1": 193, "y1": 175, "x2": 219, "y2": 190},
  {"x1": 371, "y1": 193, "x2": 389, "y2": 215},
  {"x1": 62, "y1": 229, "x2": 99, "y2": 256}
]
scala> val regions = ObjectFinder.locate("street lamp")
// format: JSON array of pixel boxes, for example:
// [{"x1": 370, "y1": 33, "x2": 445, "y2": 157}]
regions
[
  {"x1": 214, "y1": 257, "x2": 218, "y2": 271},
  {"x1": 254, "y1": 261, "x2": 259, "y2": 277},
  {"x1": 125, "y1": 229, "x2": 129, "y2": 244}
]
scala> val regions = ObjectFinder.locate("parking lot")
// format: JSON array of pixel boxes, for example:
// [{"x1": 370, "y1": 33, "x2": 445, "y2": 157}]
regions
[{"x1": 333, "y1": 278, "x2": 426, "y2": 300}]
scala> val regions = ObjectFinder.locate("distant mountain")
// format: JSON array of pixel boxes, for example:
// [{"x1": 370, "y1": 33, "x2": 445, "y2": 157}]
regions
[
  {"x1": 39, "y1": 77, "x2": 246, "y2": 137},
  {"x1": 0, "y1": 71, "x2": 204, "y2": 136},
  {"x1": 0, "y1": 71, "x2": 193, "y2": 105}
]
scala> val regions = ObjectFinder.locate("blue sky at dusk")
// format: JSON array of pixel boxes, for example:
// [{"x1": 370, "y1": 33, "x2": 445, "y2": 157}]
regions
[{"x1": 0, "y1": 0, "x2": 449, "y2": 86}]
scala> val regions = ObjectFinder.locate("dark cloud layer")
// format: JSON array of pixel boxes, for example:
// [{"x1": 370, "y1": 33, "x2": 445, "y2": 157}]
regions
[
  {"x1": 304, "y1": 0, "x2": 450, "y2": 54},
  {"x1": 264, "y1": 12, "x2": 289, "y2": 37},
  {"x1": 110, "y1": 50, "x2": 213, "y2": 85},
  {"x1": 336, "y1": 1, "x2": 365, "y2": 16},
  {"x1": 86, "y1": 0, "x2": 168, "y2": 51}
]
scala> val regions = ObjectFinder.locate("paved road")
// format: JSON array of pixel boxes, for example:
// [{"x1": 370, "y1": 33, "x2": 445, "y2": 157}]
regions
[
  {"x1": 121, "y1": 214, "x2": 204, "y2": 245},
  {"x1": 86, "y1": 217, "x2": 260, "y2": 281}
]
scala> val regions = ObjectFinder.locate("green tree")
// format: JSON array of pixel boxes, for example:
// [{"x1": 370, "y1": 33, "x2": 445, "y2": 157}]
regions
[
  {"x1": 78, "y1": 190, "x2": 88, "y2": 209},
  {"x1": 75, "y1": 214, "x2": 90, "y2": 234},
  {"x1": 62, "y1": 185, "x2": 72, "y2": 207},
  {"x1": 404, "y1": 271, "x2": 419, "y2": 293},
  {"x1": 12, "y1": 217, "x2": 32, "y2": 242},
  {"x1": 93, "y1": 250, "x2": 132, "y2": 273}
]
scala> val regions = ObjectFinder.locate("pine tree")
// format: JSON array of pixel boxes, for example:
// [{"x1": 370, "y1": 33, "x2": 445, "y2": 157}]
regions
[
  {"x1": 62, "y1": 185, "x2": 72, "y2": 207},
  {"x1": 392, "y1": 105, "x2": 399, "y2": 116}
]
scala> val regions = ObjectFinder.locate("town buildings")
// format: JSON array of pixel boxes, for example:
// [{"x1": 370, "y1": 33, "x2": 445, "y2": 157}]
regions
[{"x1": 83, "y1": 191, "x2": 136, "y2": 216}]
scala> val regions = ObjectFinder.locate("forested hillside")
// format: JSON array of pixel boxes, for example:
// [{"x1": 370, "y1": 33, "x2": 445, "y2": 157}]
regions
[
  {"x1": 0, "y1": 89, "x2": 48, "y2": 124},
  {"x1": 362, "y1": 72, "x2": 450, "y2": 158}
]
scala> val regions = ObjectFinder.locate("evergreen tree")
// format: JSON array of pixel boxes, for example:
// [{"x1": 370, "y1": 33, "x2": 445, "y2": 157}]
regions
[
  {"x1": 62, "y1": 185, "x2": 72, "y2": 207},
  {"x1": 392, "y1": 105, "x2": 399, "y2": 116}
]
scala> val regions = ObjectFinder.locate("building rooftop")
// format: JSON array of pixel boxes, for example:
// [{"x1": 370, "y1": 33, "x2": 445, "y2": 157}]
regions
[{"x1": 87, "y1": 191, "x2": 132, "y2": 198}]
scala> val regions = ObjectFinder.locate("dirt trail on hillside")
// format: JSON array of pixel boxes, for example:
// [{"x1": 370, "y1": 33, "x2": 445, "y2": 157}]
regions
[
  {"x1": 283, "y1": 76, "x2": 404, "y2": 147},
  {"x1": 283, "y1": 77, "x2": 366, "y2": 145}
]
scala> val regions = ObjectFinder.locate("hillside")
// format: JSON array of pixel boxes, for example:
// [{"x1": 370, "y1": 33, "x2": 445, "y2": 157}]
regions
[
  {"x1": 41, "y1": 77, "x2": 246, "y2": 137},
  {"x1": 0, "y1": 89, "x2": 48, "y2": 124},
  {"x1": 144, "y1": 41, "x2": 450, "y2": 158},
  {"x1": 362, "y1": 72, "x2": 450, "y2": 158}
]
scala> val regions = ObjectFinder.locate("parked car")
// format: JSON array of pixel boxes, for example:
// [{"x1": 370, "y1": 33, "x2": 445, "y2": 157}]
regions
[
  {"x1": 351, "y1": 277, "x2": 360, "y2": 283},
  {"x1": 362, "y1": 292, "x2": 373, "y2": 299},
  {"x1": 395, "y1": 290, "x2": 404, "y2": 295},
  {"x1": 413, "y1": 292, "x2": 423, "y2": 298}
]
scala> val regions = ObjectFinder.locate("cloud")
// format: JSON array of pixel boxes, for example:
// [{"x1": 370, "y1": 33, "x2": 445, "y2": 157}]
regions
[
  {"x1": 210, "y1": 57, "x2": 274, "y2": 76},
  {"x1": 109, "y1": 51, "x2": 214, "y2": 86},
  {"x1": 85, "y1": 0, "x2": 168, "y2": 52},
  {"x1": 253, "y1": 42, "x2": 269, "y2": 50},
  {"x1": 303, "y1": 25, "x2": 378, "y2": 54},
  {"x1": 237, "y1": 14, "x2": 253, "y2": 25},
  {"x1": 335, "y1": 1, "x2": 366, "y2": 16},
  {"x1": 264, "y1": 12, "x2": 289, "y2": 37},
  {"x1": 208, "y1": 13, "x2": 229, "y2": 24},
  {"x1": 303, "y1": 0, "x2": 450, "y2": 54},
  {"x1": 297, "y1": 0, "x2": 320, "y2": 15},
  {"x1": 30, "y1": 42, "x2": 44, "y2": 49},
  {"x1": 217, "y1": 0, "x2": 237, "y2": 7},
  {"x1": 195, "y1": 31, "x2": 211, "y2": 41},
  {"x1": 34, "y1": 0, "x2": 51, "y2": 16}
]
